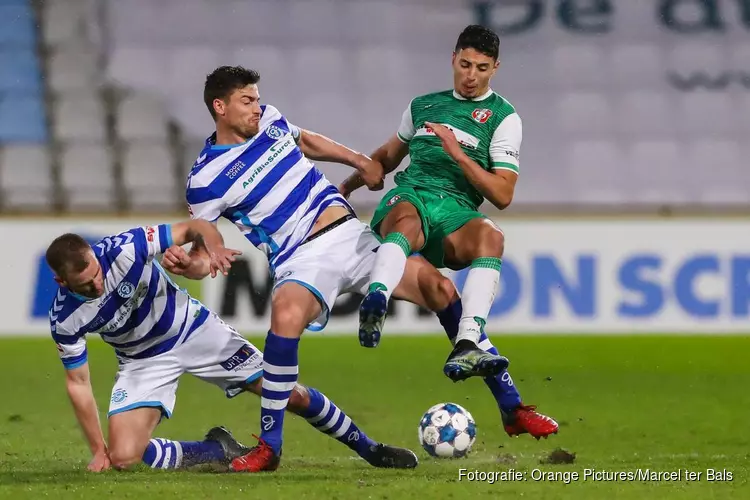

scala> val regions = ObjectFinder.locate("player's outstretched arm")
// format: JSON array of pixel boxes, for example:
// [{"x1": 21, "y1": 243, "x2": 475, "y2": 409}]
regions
[
  {"x1": 168, "y1": 220, "x2": 241, "y2": 277},
  {"x1": 64, "y1": 363, "x2": 110, "y2": 472},
  {"x1": 296, "y1": 129, "x2": 384, "y2": 189},
  {"x1": 339, "y1": 134, "x2": 409, "y2": 198},
  {"x1": 169, "y1": 219, "x2": 223, "y2": 248}
]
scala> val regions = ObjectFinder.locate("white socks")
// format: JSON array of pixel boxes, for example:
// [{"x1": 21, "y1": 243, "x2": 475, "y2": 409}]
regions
[
  {"x1": 455, "y1": 258, "x2": 502, "y2": 345},
  {"x1": 367, "y1": 233, "x2": 411, "y2": 300}
]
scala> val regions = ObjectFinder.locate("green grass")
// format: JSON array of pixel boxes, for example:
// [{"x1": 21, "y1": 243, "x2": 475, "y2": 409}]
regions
[{"x1": 0, "y1": 335, "x2": 748, "y2": 499}]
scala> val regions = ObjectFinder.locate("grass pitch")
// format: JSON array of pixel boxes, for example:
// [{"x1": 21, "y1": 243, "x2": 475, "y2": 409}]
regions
[{"x1": 0, "y1": 334, "x2": 748, "y2": 499}]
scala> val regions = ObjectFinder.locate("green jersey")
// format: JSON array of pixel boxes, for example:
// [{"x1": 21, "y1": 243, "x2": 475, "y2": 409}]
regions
[{"x1": 394, "y1": 88, "x2": 522, "y2": 210}]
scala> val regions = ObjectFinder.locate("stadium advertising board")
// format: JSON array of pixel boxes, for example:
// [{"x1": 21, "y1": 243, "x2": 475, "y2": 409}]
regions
[{"x1": 3, "y1": 218, "x2": 749, "y2": 335}]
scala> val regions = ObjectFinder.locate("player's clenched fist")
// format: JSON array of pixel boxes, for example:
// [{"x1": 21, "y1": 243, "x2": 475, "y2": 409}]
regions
[
  {"x1": 161, "y1": 245, "x2": 192, "y2": 275},
  {"x1": 161, "y1": 244, "x2": 241, "y2": 278},
  {"x1": 354, "y1": 155, "x2": 385, "y2": 191}
]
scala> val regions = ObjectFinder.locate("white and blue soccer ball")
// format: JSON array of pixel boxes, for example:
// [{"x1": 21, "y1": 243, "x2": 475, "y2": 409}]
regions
[{"x1": 418, "y1": 402, "x2": 477, "y2": 458}]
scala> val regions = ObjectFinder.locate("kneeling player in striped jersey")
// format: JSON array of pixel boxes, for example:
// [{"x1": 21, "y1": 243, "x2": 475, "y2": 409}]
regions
[{"x1": 47, "y1": 220, "x2": 417, "y2": 471}]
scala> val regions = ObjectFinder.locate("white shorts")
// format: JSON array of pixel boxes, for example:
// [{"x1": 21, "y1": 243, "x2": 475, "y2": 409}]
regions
[
  {"x1": 272, "y1": 218, "x2": 380, "y2": 330},
  {"x1": 108, "y1": 312, "x2": 263, "y2": 418}
]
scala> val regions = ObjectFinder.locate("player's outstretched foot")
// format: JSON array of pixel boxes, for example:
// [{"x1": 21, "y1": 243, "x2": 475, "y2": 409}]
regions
[
  {"x1": 230, "y1": 435, "x2": 281, "y2": 472},
  {"x1": 503, "y1": 404, "x2": 559, "y2": 439},
  {"x1": 205, "y1": 426, "x2": 251, "y2": 464},
  {"x1": 443, "y1": 339, "x2": 509, "y2": 382},
  {"x1": 358, "y1": 290, "x2": 387, "y2": 348},
  {"x1": 364, "y1": 443, "x2": 419, "y2": 469}
]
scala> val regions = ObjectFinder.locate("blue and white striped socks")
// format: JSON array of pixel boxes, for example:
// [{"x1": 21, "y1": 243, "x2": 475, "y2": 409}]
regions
[
  {"x1": 259, "y1": 331, "x2": 300, "y2": 454},
  {"x1": 142, "y1": 439, "x2": 184, "y2": 469},
  {"x1": 437, "y1": 299, "x2": 522, "y2": 413},
  {"x1": 141, "y1": 438, "x2": 225, "y2": 469},
  {"x1": 302, "y1": 387, "x2": 377, "y2": 458},
  {"x1": 476, "y1": 332, "x2": 522, "y2": 413}
]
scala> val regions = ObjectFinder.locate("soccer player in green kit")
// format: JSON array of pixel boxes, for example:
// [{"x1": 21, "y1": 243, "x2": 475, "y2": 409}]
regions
[
  {"x1": 341, "y1": 25, "x2": 522, "y2": 382},
  {"x1": 341, "y1": 25, "x2": 559, "y2": 439}
]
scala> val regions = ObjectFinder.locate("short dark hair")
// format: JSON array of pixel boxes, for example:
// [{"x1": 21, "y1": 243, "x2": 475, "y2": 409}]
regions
[
  {"x1": 204, "y1": 65, "x2": 261, "y2": 119},
  {"x1": 46, "y1": 233, "x2": 90, "y2": 278},
  {"x1": 455, "y1": 25, "x2": 500, "y2": 60}
]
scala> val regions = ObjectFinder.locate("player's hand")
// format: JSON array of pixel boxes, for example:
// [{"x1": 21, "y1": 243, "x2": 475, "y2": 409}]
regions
[
  {"x1": 161, "y1": 245, "x2": 192, "y2": 275},
  {"x1": 87, "y1": 450, "x2": 111, "y2": 472},
  {"x1": 354, "y1": 155, "x2": 384, "y2": 191},
  {"x1": 424, "y1": 122, "x2": 464, "y2": 161},
  {"x1": 207, "y1": 246, "x2": 242, "y2": 278}
]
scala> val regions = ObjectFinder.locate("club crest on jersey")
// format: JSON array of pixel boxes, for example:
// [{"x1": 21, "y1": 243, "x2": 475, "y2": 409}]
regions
[
  {"x1": 472, "y1": 109, "x2": 493, "y2": 124},
  {"x1": 117, "y1": 281, "x2": 135, "y2": 299},
  {"x1": 266, "y1": 125, "x2": 284, "y2": 140}
]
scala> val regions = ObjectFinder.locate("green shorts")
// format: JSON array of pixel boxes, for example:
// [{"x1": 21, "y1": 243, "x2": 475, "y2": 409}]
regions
[{"x1": 370, "y1": 186, "x2": 485, "y2": 269}]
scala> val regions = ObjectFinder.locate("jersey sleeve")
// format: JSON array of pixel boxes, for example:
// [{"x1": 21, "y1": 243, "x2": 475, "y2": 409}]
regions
[
  {"x1": 396, "y1": 100, "x2": 416, "y2": 143},
  {"x1": 96, "y1": 225, "x2": 173, "y2": 263},
  {"x1": 285, "y1": 117, "x2": 302, "y2": 143},
  {"x1": 137, "y1": 225, "x2": 174, "y2": 257},
  {"x1": 51, "y1": 321, "x2": 88, "y2": 370},
  {"x1": 489, "y1": 113, "x2": 522, "y2": 174}
]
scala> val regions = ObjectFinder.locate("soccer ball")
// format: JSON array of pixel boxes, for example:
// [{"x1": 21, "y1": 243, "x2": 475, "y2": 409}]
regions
[{"x1": 418, "y1": 402, "x2": 477, "y2": 458}]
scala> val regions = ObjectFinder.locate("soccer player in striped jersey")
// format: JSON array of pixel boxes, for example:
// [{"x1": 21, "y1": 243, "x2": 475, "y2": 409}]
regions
[
  {"x1": 48, "y1": 220, "x2": 418, "y2": 472},
  {"x1": 178, "y1": 66, "x2": 508, "y2": 472}
]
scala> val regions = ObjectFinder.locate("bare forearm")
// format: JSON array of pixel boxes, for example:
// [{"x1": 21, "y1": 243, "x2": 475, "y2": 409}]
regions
[
  {"x1": 370, "y1": 144, "x2": 402, "y2": 175},
  {"x1": 185, "y1": 220, "x2": 224, "y2": 250},
  {"x1": 340, "y1": 140, "x2": 405, "y2": 194},
  {"x1": 66, "y1": 381, "x2": 107, "y2": 455},
  {"x1": 299, "y1": 130, "x2": 367, "y2": 167},
  {"x1": 341, "y1": 171, "x2": 366, "y2": 193},
  {"x1": 455, "y1": 154, "x2": 513, "y2": 209}
]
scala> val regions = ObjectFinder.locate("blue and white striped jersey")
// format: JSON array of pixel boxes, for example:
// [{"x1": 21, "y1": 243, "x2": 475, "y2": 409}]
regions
[
  {"x1": 50, "y1": 225, "x2": 209, "y2": 369},
  {"x1": 186, "y1": 104, "x2": 352, "y2": 272}
]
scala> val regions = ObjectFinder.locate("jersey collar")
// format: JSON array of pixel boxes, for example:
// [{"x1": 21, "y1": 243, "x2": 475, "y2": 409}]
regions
[
  {"x1": 452, "y1": 88, "x2": 494, "y2": 101},
  {"x1": 208, "y1": 132, "x2": 251, "y2": 151},
  {"x1": 68, "y1": 289, "x2": 96, "y2": 303}
]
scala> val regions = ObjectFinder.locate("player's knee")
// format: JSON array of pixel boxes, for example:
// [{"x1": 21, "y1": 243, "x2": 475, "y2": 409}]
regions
[
  {"x1": 109, "y1": 446, "x2": 144, "y2": 470},
  {"x1": 477, "y1": 226, "x2": 505, "y2": 258},
  {"x1": 422, "y1": 273, "x2": 457, "y2": 312},
  {"x1": 271, "y1": 307, "x2": 306, "y2": 335},
  {"x1": 271, "y1": 295, "x2": 310, "y2": 336},
  {"x1": 436, "y1": 277, "x2": 458, "y2": 308}
]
